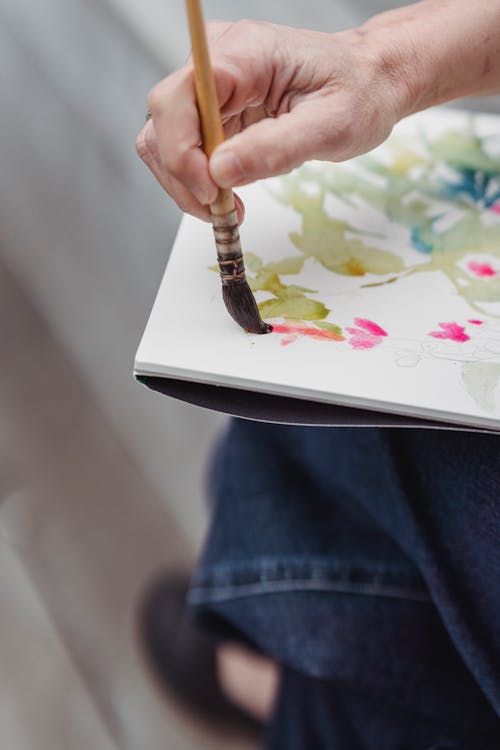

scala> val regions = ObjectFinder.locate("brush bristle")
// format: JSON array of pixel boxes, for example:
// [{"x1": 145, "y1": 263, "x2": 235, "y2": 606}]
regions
[{"x1": 222, "y1": 281, "x2": 271, "y2": 334}]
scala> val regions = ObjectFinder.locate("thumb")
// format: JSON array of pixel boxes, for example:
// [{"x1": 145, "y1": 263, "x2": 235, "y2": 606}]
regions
[{"x1": 209, "y1": 106, "x2": 333, "y2": 187}]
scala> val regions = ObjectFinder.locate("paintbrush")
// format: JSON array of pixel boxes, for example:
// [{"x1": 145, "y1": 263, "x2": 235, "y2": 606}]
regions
[{"x1": 185, "y1": 0, "x2": 271, "y2": 334}]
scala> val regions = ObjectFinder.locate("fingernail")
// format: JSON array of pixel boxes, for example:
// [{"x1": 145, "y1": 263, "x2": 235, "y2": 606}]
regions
[{"x1": 210, "y1": 150, "x2": 244, "y2": 187}]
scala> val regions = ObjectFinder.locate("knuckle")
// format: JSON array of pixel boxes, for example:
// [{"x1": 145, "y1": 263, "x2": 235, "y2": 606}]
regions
[
  {"x1": 207, "y1": 18, "x2": 250, "y2": 43},
  {"x1": 222, "y1": 19, "x2": 259, "y2": 49},
  {"x1": 206, "y1": 20, "x2": 230, "y2": 39},
  {"x1": 135, "y1": 131, "x2": 149, "y2": 161},
  {"x1": 231, "y1": 18, "x2": 274, "y2": 44},
  {"x1": 232, "y1": 18, "x2": 258, "y2": 35},
  {"x1": 212, "y1": 18, "x2": 259, "y2": 50},
  {"x1": 135, "y1": 121, "x2": 159, "y2": 165},
  {"x1": 147, "y1": 83, "x2": 166, "y2": 115},
  {"x1": 232, "y1": 18, "x2": 252, "y2": 33}
]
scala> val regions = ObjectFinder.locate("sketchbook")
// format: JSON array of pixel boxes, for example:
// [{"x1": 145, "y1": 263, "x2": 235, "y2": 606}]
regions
[{"x1": 135, "y1": 108, "x2": 500, "y2": 430}]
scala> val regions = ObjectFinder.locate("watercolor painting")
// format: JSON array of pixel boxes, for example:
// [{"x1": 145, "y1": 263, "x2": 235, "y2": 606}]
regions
[
  {"x1": 136, "y1": 108, "x2": 500, "y2": 429},
  {"x1": 239, "y1": 114, "x2": 500, "y2": 415}
]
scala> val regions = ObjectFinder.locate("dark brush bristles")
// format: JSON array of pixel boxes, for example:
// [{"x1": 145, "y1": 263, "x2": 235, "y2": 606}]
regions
[
  {"x1": 213, "y1": 210, "x2": 272, "y2": 335},
  {"x1": 222, "y1": 279, "x2": 272, "y2": 334}
]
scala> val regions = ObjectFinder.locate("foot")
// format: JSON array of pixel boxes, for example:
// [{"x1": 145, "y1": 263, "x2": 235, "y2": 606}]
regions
[
  {"x1": 216, "y1": 642, "x2": 279, "y2": 722},
  {"x1": 138, "y1": 572, "x2": 271, "y2": 737}
]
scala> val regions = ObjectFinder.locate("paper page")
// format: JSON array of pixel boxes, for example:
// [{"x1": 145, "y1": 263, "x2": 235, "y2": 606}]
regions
[{"x1": 135, "y1": 108, "x2": 500, "y2": 430}]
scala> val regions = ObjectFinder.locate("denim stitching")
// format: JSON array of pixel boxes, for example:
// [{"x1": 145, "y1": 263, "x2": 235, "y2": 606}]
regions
[
  {"x1": 194, "y1": 556, "x2": 426, "y2": 579},
  {"x1": 189, "y1": 577, "x2": 432, "y2": 605},
  {"x1": 190, "y1": 556, "x2": 430, "y2": 604}
]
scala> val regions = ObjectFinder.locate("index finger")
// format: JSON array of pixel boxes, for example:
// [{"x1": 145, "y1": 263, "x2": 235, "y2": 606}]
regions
[{"x1": 147, "y1": 65, "x2": 219, "y2": 205}]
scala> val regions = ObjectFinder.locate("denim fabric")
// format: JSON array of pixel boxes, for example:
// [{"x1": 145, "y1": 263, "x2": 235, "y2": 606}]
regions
[
  {"x1": 264, "y1": 666, "x2": 496, "y2": 750},
  {"x1": 188, "y1": 421, "x2": 500, "y2": 748}
]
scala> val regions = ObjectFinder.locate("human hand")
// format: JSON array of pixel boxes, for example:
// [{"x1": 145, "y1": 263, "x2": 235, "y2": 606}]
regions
[
  {"x1": 136, "y1": 20, "x2": 410, "y2": 222},
  {"x1": 137, "y1": 0, "x2": 500, "y2": 222}
]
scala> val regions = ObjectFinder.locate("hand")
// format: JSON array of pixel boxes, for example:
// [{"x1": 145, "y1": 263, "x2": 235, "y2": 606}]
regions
[
  {"x1": 137, "y1": 1, "x2": 500, "y2": 222},
  {"x1": 136, "y1": 20, "x2": 409, "y2": 222}
]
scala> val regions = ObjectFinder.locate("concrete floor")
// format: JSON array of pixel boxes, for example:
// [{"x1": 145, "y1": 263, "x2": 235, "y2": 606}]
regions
[{"x1": 0, "y1": 259, "x2": 256, "y2": 749}]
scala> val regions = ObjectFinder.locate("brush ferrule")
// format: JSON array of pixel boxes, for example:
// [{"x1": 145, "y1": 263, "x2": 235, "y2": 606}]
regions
[{"x1": 217, "y1": 255, "x2": 246, "y2": 285}]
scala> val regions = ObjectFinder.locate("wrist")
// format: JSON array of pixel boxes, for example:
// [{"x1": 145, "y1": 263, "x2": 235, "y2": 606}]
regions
[
  {"x1": 359, "y1": 0, "x2": 500, "y2": 120},
  {"x1": 354, "y1": 17, "x2": 425, "y2": 124}
]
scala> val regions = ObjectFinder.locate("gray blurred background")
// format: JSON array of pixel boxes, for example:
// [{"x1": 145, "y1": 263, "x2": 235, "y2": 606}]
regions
[{"x1": 1, "y1": 1, "x2": 499, "y2": 748}]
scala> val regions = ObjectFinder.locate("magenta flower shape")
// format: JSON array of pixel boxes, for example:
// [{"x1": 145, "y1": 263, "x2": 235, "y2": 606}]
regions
[
  {"x1": 347, "y1": 318, "x2": 388, "y2": 350},
  {"x1": 428, "y1": 321, "x2": 470, "y2": 343}
]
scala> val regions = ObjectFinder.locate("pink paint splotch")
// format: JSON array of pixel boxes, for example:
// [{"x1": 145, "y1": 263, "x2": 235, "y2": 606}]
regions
[
  {"x1": 271, "y1": 323, "x2": 344, "y2": 347},
  {"x1": 467, "y1": 261, "x2": 497, "y2": 278},
  {"x1": 428, "y1": 321, "x2": 470, "y2": 343},
  {"x1": 490, "y1": 203, "x2": 500, "y2": 215},
  {"x1": 271, "y1": 318, "x2": 388, "y2": 350},
  {"x1": 346, "y1": 318, "x2": 388, "y2": 350},
  {"x1": 468, "y1": 319, "x2": 484, "y2": 326}
]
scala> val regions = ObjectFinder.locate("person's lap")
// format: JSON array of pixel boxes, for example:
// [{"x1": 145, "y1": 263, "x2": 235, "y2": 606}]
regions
[{"x1": 188, "y1": 421, "x2": 500, "y2": 748}]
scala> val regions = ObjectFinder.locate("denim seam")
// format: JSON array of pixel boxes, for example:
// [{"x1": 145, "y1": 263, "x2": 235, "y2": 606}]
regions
[
  {"x1": 193, "y1": 556, "x2": 428, "y2": 584},
  {"x1": 188, "y1": 578, "x2": 432, "y2": 605}
]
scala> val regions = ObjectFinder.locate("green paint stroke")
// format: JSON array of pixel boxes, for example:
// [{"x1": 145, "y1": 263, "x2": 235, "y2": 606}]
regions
[
  {"x1": 244, "y1": 251, "x2": 330, "y2": 321},
  {"x1": 270, "y1": 121, "x2": 500, "y2": 316},
  {"x1": 429, "y1": 127, "x2": 500, "y2": 175},
  {"x1": 314, "y1": 321, "x2": 344, "y2": 336},
  {"x1": 211, "y1": 251, "x2": 330, "y2": 320},
  {"x1": 210, "y1": 121, "x2": 500, "y2": 331},
  {"x1": 258, "y1": 295, "x2": 329, "y2": 321},
  {"x1": 462, "y1": 361, "x2": 500, "y2": 412},
  {"x1": 274, "y1": 183, "x2": 405, "y2": 277}
]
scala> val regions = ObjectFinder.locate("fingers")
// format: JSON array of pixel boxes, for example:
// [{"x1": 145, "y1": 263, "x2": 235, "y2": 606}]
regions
[
  {"x1": 136, "y1": 118, "x2": 245, "y2": 224},
  {"x1": 138, "y1": 19, "x2": 282, "y2": 218},
  {"x1": 147, "y1": 67, "x2": 220, "y2": 204},
  {"x1": 209, "y1": 101, "x2": 350, "y2": 187},
  {"x1": 136, "y1": 118, "x2": 211, "y2": 221},
  {"x1": 139, "y1": 20, "x2": 235, "y2": 217}
]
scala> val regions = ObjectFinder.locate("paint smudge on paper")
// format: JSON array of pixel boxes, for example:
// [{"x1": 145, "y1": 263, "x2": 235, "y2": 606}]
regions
[
  {"x1": 271, "y1": 322, "x2": 344, "y2": 347},
  {"x1": 269, "y1": 318, "x2": 388, "y2": 349},
  {"x1": 267, "y1": 122, "x2": 500, "y2": 321},
  {"x1": 354, "y1": 319, "x2": 388, "y2": 337},
  {"x1": 467, "y1": 261, "x2": 497, "y2": 277},
  {"x1": 428, "y1": 322, "x2": 470, "y2": 343},
  {"x1": 468, "y1": 319, "x2": 484, "y2": 325},
  {"x1": 346, "y1": 318, "x2": 388, "y2": 350},
  {"x1": 244, "y1": 252, "x2": 331, "y2": 321}
]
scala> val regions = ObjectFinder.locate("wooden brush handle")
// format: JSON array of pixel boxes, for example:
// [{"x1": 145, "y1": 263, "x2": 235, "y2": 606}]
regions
[
  {"x1": 185, "y1": 0, "x2": 235, "y2": 219},
  {"x1": 186, "y1": 0, "x2": 268, "y2": 332}
]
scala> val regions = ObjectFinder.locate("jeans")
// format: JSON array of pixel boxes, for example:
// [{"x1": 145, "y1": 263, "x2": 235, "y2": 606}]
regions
[{"x1": 188, "y1": 421, "x2": 500, "y2": 749}]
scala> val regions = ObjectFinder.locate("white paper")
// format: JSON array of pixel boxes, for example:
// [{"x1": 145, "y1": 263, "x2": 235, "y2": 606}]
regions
[{"x1": 135, "y1": 108, "x2": 500, "y2": 429}]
